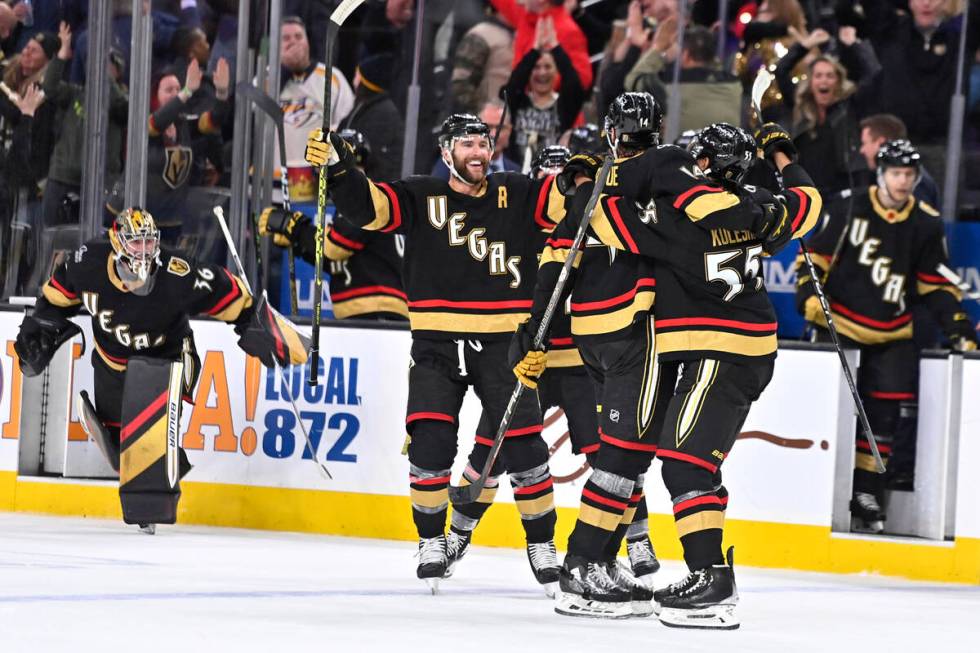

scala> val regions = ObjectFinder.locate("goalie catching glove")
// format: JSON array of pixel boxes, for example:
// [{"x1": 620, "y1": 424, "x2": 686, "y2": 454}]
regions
[
  {"x1": 14, "y1": 315, "x2": 82, "y2": 377},
  {"x1": 259, "y1": 207, "x2": 309, "y2": 247},
  {"x1": 305, "y1": 128, "x2": 356, "y2": 168},
  {"x1": 508, "y1": 318, "x2": 548, "y2": 389},
  {"x1": 235, "y1": 294, "x2": 310, "y2": 367}
]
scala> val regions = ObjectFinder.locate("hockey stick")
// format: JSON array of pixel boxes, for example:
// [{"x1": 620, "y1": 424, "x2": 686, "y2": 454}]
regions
[
  {"x1": 937, "y1": 263, "x2": 980, "y2": 301},
  {"x1": 749, "y1": 69, "x2": 884, "y2": 473},
  {"x1": 236, "y1": 82, "x2": 299, "y2": 316},
  {"x1": 310, "y1": 0, "x2": 367, "y2": 386},
  {"x1": 213, "y1": 206, "x2": 333, "y2": 480},
  {"x1": 449, "y1": 156, "x2": 616, "y2": 505}
]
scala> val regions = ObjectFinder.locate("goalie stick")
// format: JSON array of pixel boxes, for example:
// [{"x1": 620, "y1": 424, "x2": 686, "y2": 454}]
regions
[
  {"x1": 236, "y1": 81, "x2": 299, "y2": 316},
  {"x1": 449, "y1": 155, "x2": 616, "y2": 505},
  {"x1": 310, "y1": 0, "x2": 368, "y2": 386},
  {"x1": 213, "y1": 206, "x2": 333, "y2": 480},
  {"x1": 750, "y1": 69, "x2": 885, "y2": 474}
]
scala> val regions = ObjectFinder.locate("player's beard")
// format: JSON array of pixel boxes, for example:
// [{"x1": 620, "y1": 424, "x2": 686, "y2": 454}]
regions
[{"x1": 450, "y1": 151, "x2": 490, "y2": 185}]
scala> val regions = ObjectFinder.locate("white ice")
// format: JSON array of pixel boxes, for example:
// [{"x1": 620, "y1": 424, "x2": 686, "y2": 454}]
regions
[{"x1": 0, "y1": 514, "x2": 977, "y2": 653}]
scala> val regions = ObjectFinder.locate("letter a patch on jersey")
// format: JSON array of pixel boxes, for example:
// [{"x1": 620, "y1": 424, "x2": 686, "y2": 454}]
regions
[{"x1": 167, "y1": 257, "x2": 190, "y2": 277}]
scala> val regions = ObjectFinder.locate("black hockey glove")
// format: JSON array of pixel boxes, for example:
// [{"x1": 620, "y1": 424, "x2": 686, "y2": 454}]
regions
[
  {"x1": 754, "y1": 122, "x2": 797, "y2": 162},
  {"x1": 556, "y1": 153, "x2": 604, "y2": 196},
  {"x1": 949, "y1": 313, "x2": 978, "y2": 352},
  {"x1": 234, "y1": 295, "x2": 310, "y2": 368},
  {"x1": 508, "y1": 317, "x2": 548, "y2": 389},
  {"x1": 746, "y1": 187, "x2": 793, "y2": 255},
  {"x1": 259, "y1": 207, "x2": 310, "y2": 248},
  {"x1": 14, "y1": 315, "x2": 81, "y2": 377}
]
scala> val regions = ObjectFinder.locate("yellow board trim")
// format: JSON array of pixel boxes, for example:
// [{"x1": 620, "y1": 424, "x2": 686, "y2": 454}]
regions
[{"x1": 2, "y1": 471, "x2": 979, "y2": 584}]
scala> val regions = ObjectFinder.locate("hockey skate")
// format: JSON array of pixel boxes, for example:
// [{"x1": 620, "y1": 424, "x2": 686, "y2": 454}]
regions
[
  {"x1": 554, "y1": 555, "x2": 632, "y2": 619},
  {"x1": 604, "y1": 559, "x2": 654, "y2": 617},
  {"x1": 626, "y1": 534, "x2": 660, "y2": 587},
  {"x1": 137, "y1": 523, "x2": 156, "y2": 535},
  {"x1": 655, "y1": 547, "x2": 739, "y2": 630},
  {"x1": 443, "y1": 530, "x2": 471, "y2": 579},
  {"x1": 850, "y1": 492, "x2": 885, "y2": 534},
  {"x1": 526, "y1": 540, "x2": 561, "y2": 597},
  {"x1": 416, "y1": 535, "x2": 447, "y2": 594}
]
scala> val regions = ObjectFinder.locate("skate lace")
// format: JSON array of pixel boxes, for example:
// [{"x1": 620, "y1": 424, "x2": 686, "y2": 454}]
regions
[
  {"x1": 445, "y1": 531, "x2": 468, "y2": 559},
  {"x1": 417, "y1": 536, "x2": 445, "y2": 565},
  {"x1": 676, "y1": 570, "x2": 709, "y2": 597},
  {"x1": 855, "y1": 492, "x2": 881, "y2": 512},
  {"x1": 627, "y1": 538, "x2": 655, "y2": 565},
  {"x1": 607, "y1": 560, "x2": 640, "y2": 588},
  {"x1": 586, "y1": 562, "x2": 621, "y2": 592},
  {"x1": 527, "y1": 541, "x2": 558, "y2": 571}
]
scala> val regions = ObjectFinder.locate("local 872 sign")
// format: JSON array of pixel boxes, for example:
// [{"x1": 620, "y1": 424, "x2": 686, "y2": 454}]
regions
[{"x1": 762, "y1": 222, "x2": 980, "y2": 338}]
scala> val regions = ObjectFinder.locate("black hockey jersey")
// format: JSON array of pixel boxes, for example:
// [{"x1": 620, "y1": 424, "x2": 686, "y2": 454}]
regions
[
  {"x1": 292, "y1": 213, "x2": 407, "y2": 320},
  {"x1": 796, "y1": 186, "x2": 967, "y2": 345},
  {"x1": 568, "y1": 149, "x2": 821, "y2": 362},
  {"x1": 36, "y1": 240, "x2": 252, "y2": 371},
  {"x1": 325, "y1": 162, "x2": 567, "y2": 340}
]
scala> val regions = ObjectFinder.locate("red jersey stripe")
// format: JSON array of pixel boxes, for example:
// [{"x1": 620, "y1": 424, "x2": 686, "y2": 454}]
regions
[
  {"x1": 916, "y1": 272, "x2": 950, "y2": 284},
  {"x1": 673, "y1": 184, "x2": 724, "y2": 209},
  {"x1": 408, "y1": 298, "x2": 533, "y2": 310},
  {"x1": 788, "y1": 187, "x2": 809, "y2": 232},
  {"x1": 655, "y1": 317, "x2": 777, "y2": 332},
  {"x1": 570, "y1": 278, "x2": 655, "y2": 312},
  {"x1": 599, "y1": 431, "x2": 658, "y2": 453},
  {"x1": 406, "y1": 412, "x2": 455, "y2": 424},
  {"x1": 206, "y1": 269, "x2": 242, "y2": 316},
  {"x1": 533, "y1": 176, "x2": 556, "y2": 229},
  {"x1": 673, "y1": 494, "x2": 724, "y2": 515},
  {"x1": 830, "y1": 302, "x2": 912, "y2": 329},
  {"x1": 49, "y1": 276, "x2": 77, "y2": 299},
  {"x1": 606, "y1": 196, "x2": 639, "y2": 254},
  {"x1": 657, "y1": 449, "x2": 719, "y2": 473},
  {"x1": 332, "y1": 285, "x2": 408, "y2": 302},
  {"x1": 377, "y1": 182, "x2": 402, "y2": 233},
  {"x1": 328, "y1": 229, "x2": 366, "y2": 251}
]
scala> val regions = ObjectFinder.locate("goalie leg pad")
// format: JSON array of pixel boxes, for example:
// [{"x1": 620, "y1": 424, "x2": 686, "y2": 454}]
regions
[{"x1": 118, "y1": 357, "x2": 187, "y2": 525}]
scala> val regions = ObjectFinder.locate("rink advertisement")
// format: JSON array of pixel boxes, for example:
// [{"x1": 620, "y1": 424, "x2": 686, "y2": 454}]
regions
[{"x1": 1, "y1": 309, "x2": 979, "y2": 583}]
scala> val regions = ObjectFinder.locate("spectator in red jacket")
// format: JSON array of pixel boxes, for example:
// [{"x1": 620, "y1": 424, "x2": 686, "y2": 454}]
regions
[{"x1": 489, "y1": 0, "x2": 593, "y2": 90}]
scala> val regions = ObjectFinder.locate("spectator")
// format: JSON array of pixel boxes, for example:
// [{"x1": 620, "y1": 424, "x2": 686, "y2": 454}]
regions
[
  {"x1": 1, "y1": 30, "x2": 58, "y2": 98},
  {"x1": 858, "y1": 113, "x2": 941, "y2": 207},
  {"x1": 733, "y1": 0, "x2": 808, "y2": 117},
  {"x1": 450, "y1": 6, "x2": 514, "y2": 114},
  {"x1": 774, "y1": 26, "x2": 877, "y2": 195},
  {"x1": 626, "y1": 25, "x2": 743, "y2": 133},
  {"x1": 279, "y1": 15, "x2": 354, "y2": 192},
  {"x1": 490, "y1": 0, "x2": 593, "y2": 90},
  {"x1": 861, "y1": 0, "x2": 980, "y2": 189},
  {"x1": 338, "y1": 52, "x2": 404, "y2": 182},
  {"x1": 0, "y1": 4, "x2": 18, "y2": 46},
  {"x1": 146, "y1": 57, "x2": 230, "y2": 242},
  {"x1": 41, "y1": 21, "x2": 128, "y2": 229},
  {"x1": 430, "y1": 99, "x2": 519, "y2": 179},
  {"x1": 501, "y1": 16, "x2": 586, "y2": 170}
]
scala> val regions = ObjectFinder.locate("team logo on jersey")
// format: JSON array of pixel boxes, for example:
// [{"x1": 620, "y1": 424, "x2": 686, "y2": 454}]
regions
[
  {"x1": 162, "y1": 146, "x2": 193, "y2": 189},
  {"x1": 167, "y1": 256, "x2": 191, "y2": 277},
  {"x1": 609, "y1": 409, "x2": 620, "y2": 423}
]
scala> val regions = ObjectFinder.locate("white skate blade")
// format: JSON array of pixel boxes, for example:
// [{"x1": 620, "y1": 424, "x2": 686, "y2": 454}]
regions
[
  {"x1": 658, "y1": 603, "x2": 739, "y2": 630},
  {"x1": 423, "y1": 577, "x2": 440, "y2": 595},
  {"x1": 542, "y1": 581, "x2": 558, "y2": 599},
  {"x1": 554, "y1": 592, "x2": 632, "y2": 619},
  {"x1": 138, "y1": 524, "x2": 156, "y2": 535}
]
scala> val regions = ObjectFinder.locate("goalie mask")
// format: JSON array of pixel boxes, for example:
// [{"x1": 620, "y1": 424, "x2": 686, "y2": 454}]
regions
[{"x1": 109, "y1": 207, "x2": 162, "y2": 284}]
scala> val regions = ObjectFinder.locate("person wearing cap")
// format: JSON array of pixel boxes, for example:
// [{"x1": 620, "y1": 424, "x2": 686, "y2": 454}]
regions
[
  {"x1": 336, "y1": 52, "x2": 404, "y2": 182},
  {"x1": 1, "y1": 28, "x2": 58, "y2": 99}
]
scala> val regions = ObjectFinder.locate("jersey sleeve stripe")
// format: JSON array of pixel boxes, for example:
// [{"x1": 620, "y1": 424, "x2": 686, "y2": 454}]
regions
[
  {"x1": 50, "y1": 277, "x2": 77, "y2": 299},
  {"x1": 917, "y1": 271, "x2": 950, "y2": 284},
  {"x1": 42, "y1": 280, "x2": 81, "y2": 307},
  {"x1": 363, "y1": 183, "x2": 395, "y2": 231},
  {"x1": 605, "y1": 196, "x2": 640, "y2": 254},
  {"x1": 683, "y1": 190, "x2": 742, "y2": 222},
  {"x1": 328, "y1": 228, "x2": 366, "y2": 251},
  {"x1": 672, "y1": 184, "x2": 724, "y2": 209},
  {"x1": 788, "y1": 187, "x2": 822, "y2": 238},
  {"x1": 331, "y1": 285, "x2": 408, "y2": 302},
  {"x1": 205, "y1": 269, "x2": 243, "y2": 316},
  {"x1": 376, "y1": 182, "x2": 402, "y2": 233},
  {"x1": 533, "y1": 176, "x2": 556, "y2": 229}
]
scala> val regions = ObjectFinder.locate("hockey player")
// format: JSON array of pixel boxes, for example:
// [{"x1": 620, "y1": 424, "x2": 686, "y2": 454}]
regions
[
  {"x1": 260, "y1": 129, "x2": 407, "y2": 321},
  {"x1": 522, "y1": 103, "x2": 821, "y2": 624},
  {"x1": 15, "y1": 208, "x2": 307, "y2": 533},
  {"x1": 280, "y1": 114, "x2": 570, "y2": 594},
  {"x1": 795, "y1": 139, "x2": 977, "y2": 533}
]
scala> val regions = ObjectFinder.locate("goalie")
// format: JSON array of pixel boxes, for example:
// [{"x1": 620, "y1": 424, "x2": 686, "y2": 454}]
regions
[{"x1": 15, "y1": 208, "x2": 307, "y2": 534}]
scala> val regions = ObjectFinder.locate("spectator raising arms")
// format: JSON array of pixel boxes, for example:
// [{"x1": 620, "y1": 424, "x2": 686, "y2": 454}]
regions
[
  {"x1": 501, "y1": 16, "x2": 586, "y2": 171},
  {"x1": 490, "y1": 0, "x2": 593, "y2": 90},
  {"x1": 733, "y1": 0, "x2": 808, "y2": 117}
]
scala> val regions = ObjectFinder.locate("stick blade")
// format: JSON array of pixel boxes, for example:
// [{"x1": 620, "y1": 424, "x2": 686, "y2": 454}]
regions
[
  {"x1": 330, "y1": 0, "x2": 367, "y2": 26},
  {"x1": 750, "y1": 69, "x2": 774, "y2": 117},
  {"x1": 448, "y1": 483, "x2": 480, "y2": 505}
]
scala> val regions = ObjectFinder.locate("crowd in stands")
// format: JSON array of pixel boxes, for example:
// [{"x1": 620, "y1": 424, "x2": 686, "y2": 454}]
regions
[{"x1": 0, "y1": 0, "x2": 977, "y2": 300}]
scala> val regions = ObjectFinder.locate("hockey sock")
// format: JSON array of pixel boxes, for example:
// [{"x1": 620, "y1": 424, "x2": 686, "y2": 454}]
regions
[
  {"x1": 450, "y1": 467, "x2": 499, "y2": 534},
  {"x1": 511, "y1": 463, "x2": 556, "y2": 544},
  {"x1": 604, "y1": 474, "x2": 645, "y2": 558},
  {"x1": 672, "y1": 488, "x2": 725, "y2": 571},
  {"x1": 568, "y1": 469, "x2": 634, "y2": 560},
  {"x1": 409, "y1": 465, "x2": 451, "y2": 538},
  {"x1": 625, "y1": 493, "x2": 649, "y2": 542}
]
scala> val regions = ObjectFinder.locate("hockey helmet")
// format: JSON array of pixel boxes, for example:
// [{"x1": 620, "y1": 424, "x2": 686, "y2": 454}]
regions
[
  {"x1": 689, "y1": 123, "x2": 756, "y2": 184},
  {"x1": 109, "y1": 207, "x2": 161, "y2": 282},
  {"x1": 438, "y1": 113, "x2": 494, "y2": 152},
  {"x1": 876, "y1": 139, "x2": 921, "y2": 173},
  {"x1": 338, "y1": 128, "x2": 372, "y2": 168},
  {"x1": 567, "y1": 123, "x2": 602, "y2": 155},
  {"x1": 530, "y1": 145, "x2": 572, "y2": 178},
  {"x1": 604, "y1": 92, "x2": 663, "y2": 151},
  {"x1": 675, "y1": 129, "x2": 698, "y2": 150}
]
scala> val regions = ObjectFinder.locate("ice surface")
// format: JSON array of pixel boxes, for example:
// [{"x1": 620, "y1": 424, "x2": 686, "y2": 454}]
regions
[{"x1": 0, "y1": 514, "x2": 977, "y2": 653}]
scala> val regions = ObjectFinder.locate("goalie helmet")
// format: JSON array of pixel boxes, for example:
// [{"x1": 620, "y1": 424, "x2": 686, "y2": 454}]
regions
[
  {"x1": 338, "y1": 128, "x2": 372, "y2": 167},
  {"x1": 689, "y1": 123, "x2": 756, "y2": 184},
  {"x1": 109, "y1": 207, "x2": 161, "y2": 282},
  {"x1": 438, "y1": 113, "x2": 494, "y2": 152},
  {"x1": 530, "y1": 145, "x2": 571, "y2": 178},
  {"x1": 604, "y1": 92, "x2": 663, "y2": 151}
]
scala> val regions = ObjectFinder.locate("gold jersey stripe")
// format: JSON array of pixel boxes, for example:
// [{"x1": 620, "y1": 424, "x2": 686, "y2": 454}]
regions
[
  {"x1": 539, "y1": 247, "x2": 583, "y2": 267},
  {"x1": 41, "y1": 281, "x2": 81, "y2": 307},
  {"x1": 409, "y1": 311, "x2": 529, "y2": 334},
  {"x1": 212, "y1": 276, "x2": 253, "y2": 323},
  {"x1": 363, "y1": 182, "x2": 394, "y2": 231},
  {"x1": 792, "y1": 186, "x2": 823, "y2": 238},
  {"x1": 96, "y1": 344, "x2": 128, "y2": 372},
  {"x1": 656, "y1": 330, "x2": 778, "y2": 358},
  {"x1": 822, "y1": 311, "x2": 914, "y2": 345},
  {"x1": 547, "y1": 348, "x2": 584, "y2": 368},
  {"x1": 685, "y1": 191, "x2": 741, "y2": 222},
  {"x1": 333, "y1": 296, "x2": 409, "y2": 320},
  {"x1": 675, "y1": 510, "x2": 725, "y2": 538},
  {"x1": 570, "y1": 291, "x2": 655, "y2": 337},
  {"x1": 323, "y1": 235, "x2": 355, "y2": 262},
  {"x1": 917, "y1": 281, "x2": 962, "y2": 302},
  {"x1": 545, "y1": 180, "x2": 567, "y2": 225},
  {"x1": 589, "y1": 206, "x2": 628, "y2": 252},
  {"x1": 856, "y1": 452, "x2": 888, "y2": 473},
  {"x1": 120, "y1": 415, "x2": 167, "y2": 485}
]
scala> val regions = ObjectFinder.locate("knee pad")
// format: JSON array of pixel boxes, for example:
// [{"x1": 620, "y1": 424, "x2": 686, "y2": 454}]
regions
[
  {"x1": 407, "y1": 419, "x2": 457, "y2": 470},
  {"x1": 660, "y1": 457, "x2": 714, "y2": 500}
]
